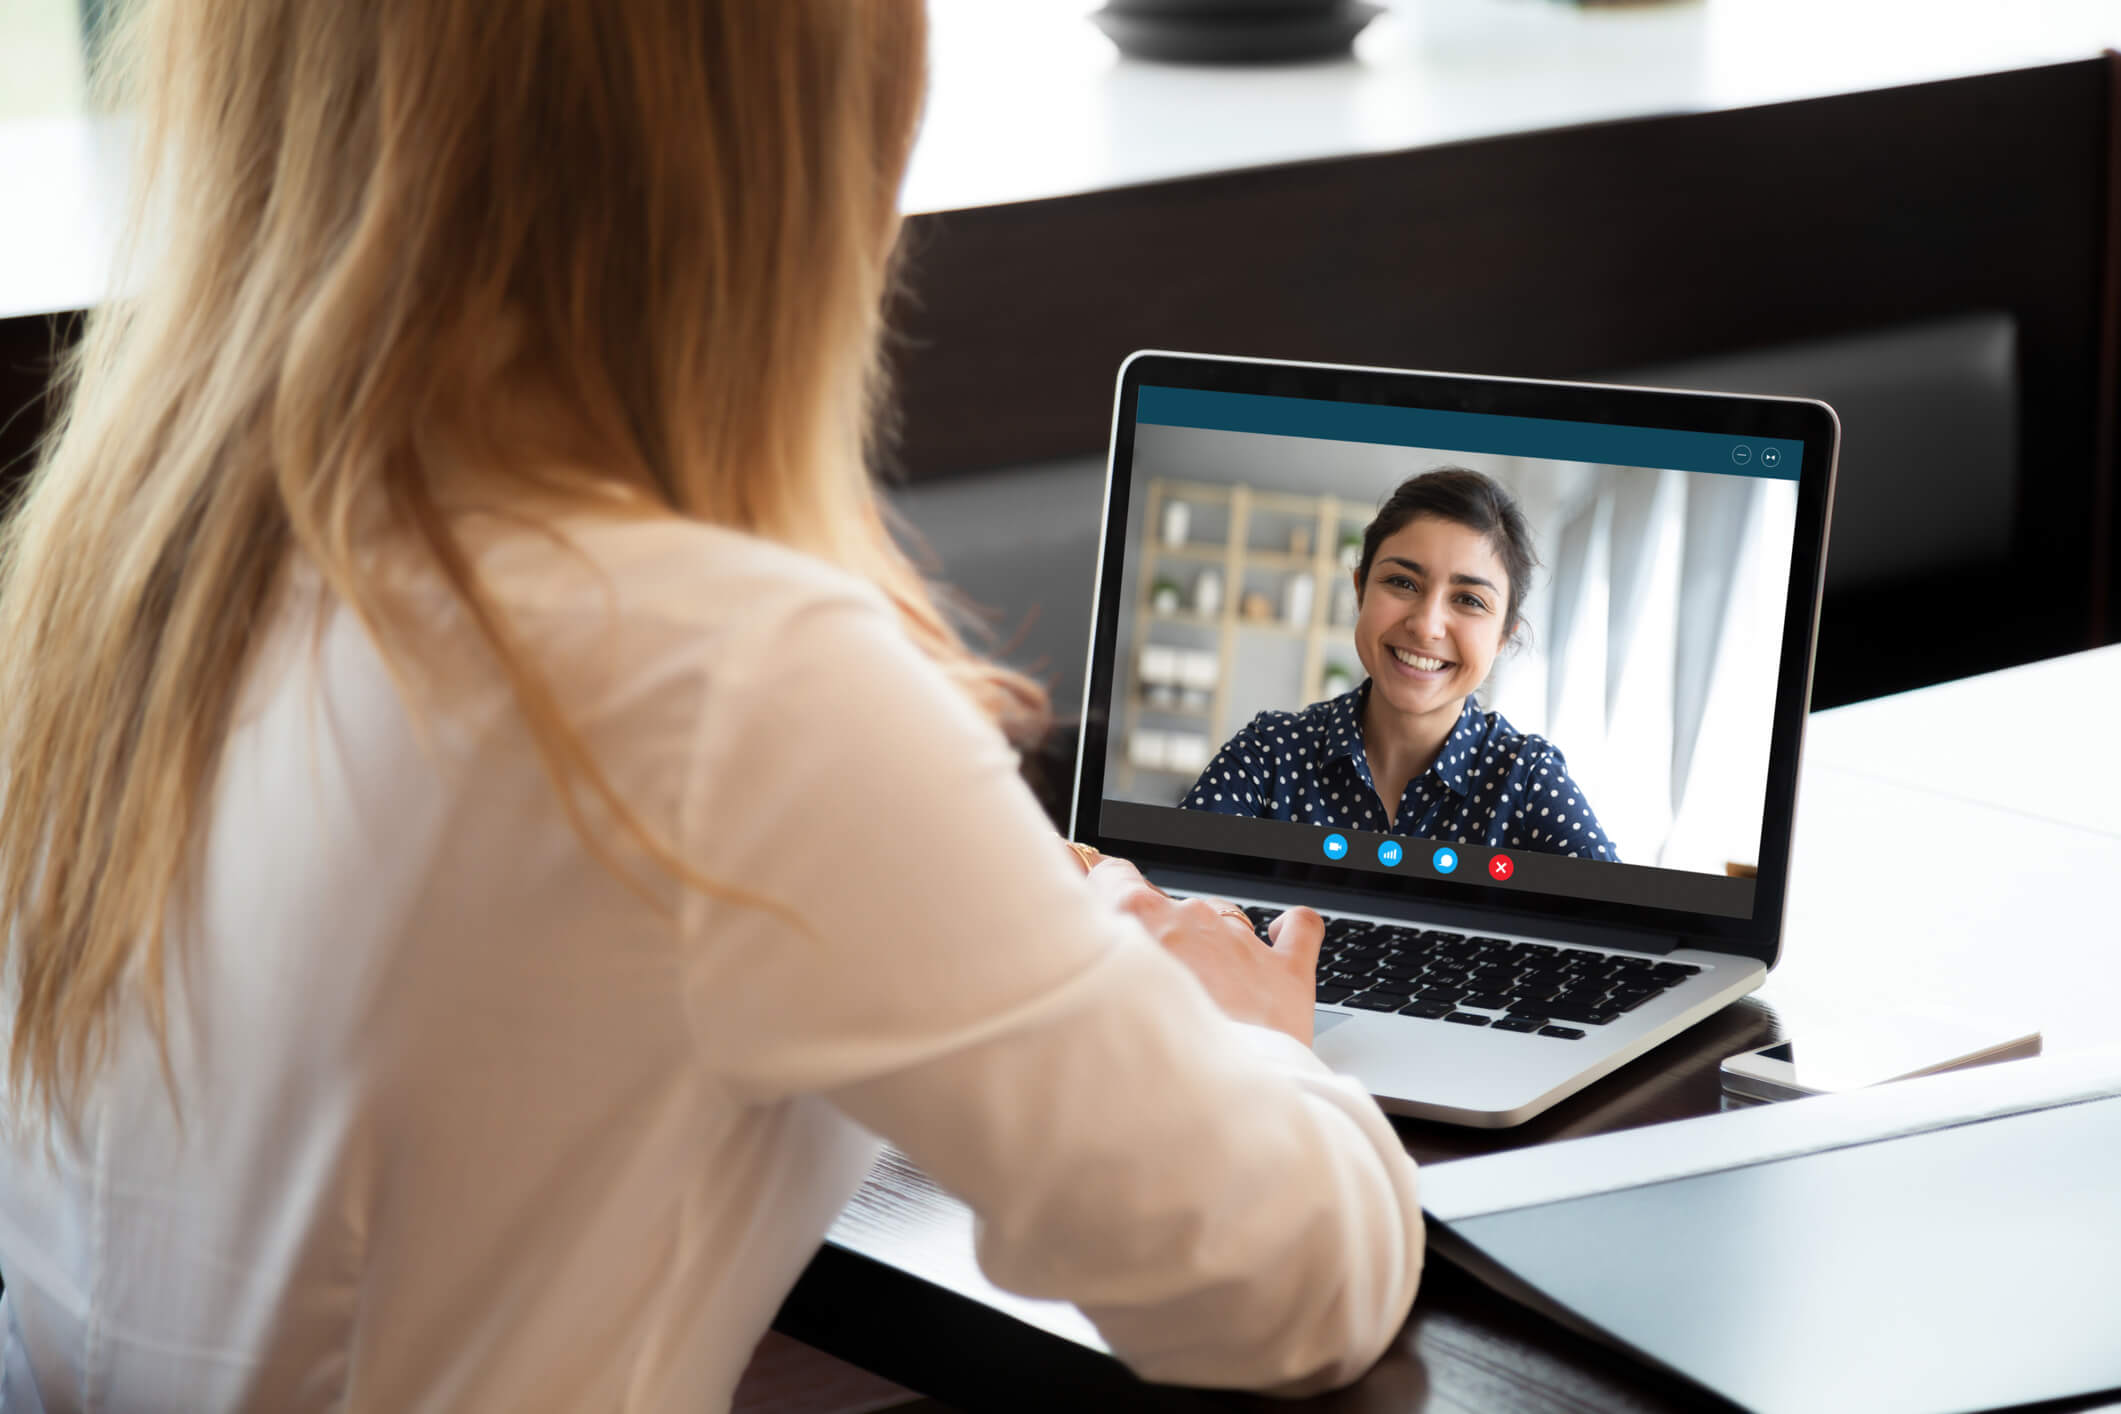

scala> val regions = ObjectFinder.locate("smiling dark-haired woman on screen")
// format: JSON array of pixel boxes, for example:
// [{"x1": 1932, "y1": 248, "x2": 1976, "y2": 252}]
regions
[
  {"x1": 0, "y1": 2, "x2": 1420, "y2": 1409},
  {"x1": 1184, "y1": 469, "x2": 1620, "y2": 862}
]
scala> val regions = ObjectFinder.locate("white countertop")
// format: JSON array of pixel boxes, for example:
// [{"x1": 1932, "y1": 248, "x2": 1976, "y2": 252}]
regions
[
  {"x1": 8, "y1": 0, "x2": 2121, "y2": 318},
  {"x1": 1765, "y1": 643, "x2": 2121, "y2": 1053},
  {"x1": 1802, "y1": 642, "x2": 2121, "y2": 838},
  {"x1": 908, "y1": 0, "x2": 2121, "y2": 213},
  {"x1": 0, "y1": 114, "x2": 129, "y2": 320}
]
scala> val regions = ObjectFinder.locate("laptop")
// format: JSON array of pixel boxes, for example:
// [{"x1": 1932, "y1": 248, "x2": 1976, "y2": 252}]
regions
[{"x1": 1068, "y1": 351, "x2": 1838, "y2": 1127}]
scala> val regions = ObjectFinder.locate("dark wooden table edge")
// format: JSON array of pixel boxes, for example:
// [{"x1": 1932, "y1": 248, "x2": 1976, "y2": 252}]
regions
[
  {"x1": 775, "y1": 1241, "x2": 1230, "y2": 1414},
  {"x1": 774, "y1": 1231, "x2": 1763, "y2": 1414}
]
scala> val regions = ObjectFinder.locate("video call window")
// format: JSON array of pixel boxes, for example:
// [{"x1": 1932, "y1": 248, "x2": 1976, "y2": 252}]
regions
[{"x1": 1104, "y1": 414, "x2": 1800, "y2": 880}]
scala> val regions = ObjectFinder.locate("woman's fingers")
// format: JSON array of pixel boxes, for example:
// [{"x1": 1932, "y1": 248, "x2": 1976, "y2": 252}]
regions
[
  {"x1": 1083, "y1": 856, "x2": 1169, "y2": 928},
  {"x1": 1086, "y1": 863, "x2": 1316, "y2": 968},
  {"x1": 1265, "y1": 906, "x2": 1324, "y2": 973},
  {"x1": 1083, "y1": 855, "x2": 1148, "y2": 896},
  {"x1": 1060, "y1": 838, "x2": 1102, "y2": 875},
  {"x1": 1176, "y1": 896, "x2": 1226, "y2": 933},
  {"x1": 1076, "y1": 863, "x2": 1316, "y2": 1045}
]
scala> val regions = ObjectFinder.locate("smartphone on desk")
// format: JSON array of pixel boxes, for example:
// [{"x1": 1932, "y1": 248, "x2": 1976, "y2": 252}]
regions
[{"x1": 1720, "y1": 1012, "x2": 2042, "y2": 1103}]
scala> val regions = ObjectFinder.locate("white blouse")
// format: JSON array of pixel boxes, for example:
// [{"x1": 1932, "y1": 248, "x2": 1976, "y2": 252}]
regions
[{"x1": 0, "y1": 514, "x2": 1422, "y2": 1412}]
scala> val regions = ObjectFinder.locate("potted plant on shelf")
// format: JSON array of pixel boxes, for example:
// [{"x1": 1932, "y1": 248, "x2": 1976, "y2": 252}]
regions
[{"x1": 1337, "y1": 528, "x2": 1365, "y2": 571}]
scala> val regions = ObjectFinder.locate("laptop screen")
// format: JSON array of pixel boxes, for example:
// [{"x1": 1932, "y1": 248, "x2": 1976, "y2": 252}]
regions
[{"x1": 1079, "y1": 357, "x2": 1834, "y2": 941}]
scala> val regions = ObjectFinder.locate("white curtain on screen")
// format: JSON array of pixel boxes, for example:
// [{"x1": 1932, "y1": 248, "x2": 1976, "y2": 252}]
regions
[{"x1": 1483, "y1": 466, "x2": 1795, "y2": 873}]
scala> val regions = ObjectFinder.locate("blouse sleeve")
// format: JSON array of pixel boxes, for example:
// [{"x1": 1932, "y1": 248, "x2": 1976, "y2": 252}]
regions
[
  {"x1": 1503, "y1": 742, "x2": 1620, "y2": 862},
  {"x1": 1179, "y1": 716, "x2": 1274, "y2": 816},
  {"x1": 674, "y1": 595, "x2": 1422, "y2": 1394}
]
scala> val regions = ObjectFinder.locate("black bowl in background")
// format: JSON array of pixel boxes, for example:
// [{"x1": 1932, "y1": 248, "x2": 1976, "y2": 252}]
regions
[
  {"x1": 1091, "y1": 2, "x2": 1384, "y2": 64},
  {"x1": 1103, "y1": 0, "x2": 1346, "y2": 13}
]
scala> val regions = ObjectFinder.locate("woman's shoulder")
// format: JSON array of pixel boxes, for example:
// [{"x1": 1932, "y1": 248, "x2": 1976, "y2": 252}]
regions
[
  {"x1": 477, "y1": 513, "x2": 886, "y2": 629},
  {"x1": 1230, "y1": 695, "x2": 1349, "y2": 753},
  {"x1": 1469, "y1": 705, "x2": 1565, "y2": 770},
  {"x1": 411, "y1": 512, "x2": 900, "y2": 730}
]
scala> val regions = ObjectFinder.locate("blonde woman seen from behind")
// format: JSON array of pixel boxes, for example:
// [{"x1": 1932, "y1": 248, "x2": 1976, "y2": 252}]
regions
[{"x1": 0, "y1": 2, "x2": 1423, "y2": 1409}]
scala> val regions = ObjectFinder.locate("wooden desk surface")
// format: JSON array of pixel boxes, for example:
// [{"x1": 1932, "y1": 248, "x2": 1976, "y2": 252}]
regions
[{"x1": 777, "y1": 647, "x2": 2121, "y2": 1412}]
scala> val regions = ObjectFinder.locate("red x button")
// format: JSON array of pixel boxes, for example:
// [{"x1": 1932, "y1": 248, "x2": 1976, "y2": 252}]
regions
[{"x1": 1488, "y1": 854, "x2": 1514, "y2": 881}]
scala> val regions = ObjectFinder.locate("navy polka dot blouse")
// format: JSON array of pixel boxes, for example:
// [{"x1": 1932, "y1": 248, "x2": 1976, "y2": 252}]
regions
[{"x1": 1179, "y1": 682, "x2": 1620, "y2": 861}]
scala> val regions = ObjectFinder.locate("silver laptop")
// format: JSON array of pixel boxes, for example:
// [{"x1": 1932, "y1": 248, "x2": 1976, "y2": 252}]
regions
[{"x1": 1068, "y1": 351, "x2": 1838, "y2": 1127}]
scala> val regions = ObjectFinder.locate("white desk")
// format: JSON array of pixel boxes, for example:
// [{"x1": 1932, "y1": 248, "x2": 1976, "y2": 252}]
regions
[
  {"x1": 1803, "y1": 643, "x2": 2121, "y2": 835},
  {"x1": 1765, "y1": 644, "x2": 2121, "y2": 1056}
]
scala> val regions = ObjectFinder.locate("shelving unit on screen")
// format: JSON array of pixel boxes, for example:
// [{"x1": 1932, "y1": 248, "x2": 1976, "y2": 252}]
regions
[{"x1": 1119, "y1": 477, "x2": 1365, "y2": 800}]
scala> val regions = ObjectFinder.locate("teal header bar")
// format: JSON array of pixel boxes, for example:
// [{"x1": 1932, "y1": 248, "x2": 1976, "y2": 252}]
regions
[{"x1": 1136, "y1": 385, "x2": 1802, "y2": 480}]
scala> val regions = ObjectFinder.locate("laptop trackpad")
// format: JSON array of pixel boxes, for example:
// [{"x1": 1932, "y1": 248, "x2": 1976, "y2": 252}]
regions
[{"x1": 1314, "y1": 1009, "x2": 1356, "y2": 1040}]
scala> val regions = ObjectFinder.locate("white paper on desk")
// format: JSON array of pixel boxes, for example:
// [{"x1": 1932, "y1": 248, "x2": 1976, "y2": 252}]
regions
[
  {"x1": 1420, "y1": 1044, "x2": 2121, "y2": 1223},
  {"x1": 826, "y1": 1147, "x2": 1110, "y2": 1353}
]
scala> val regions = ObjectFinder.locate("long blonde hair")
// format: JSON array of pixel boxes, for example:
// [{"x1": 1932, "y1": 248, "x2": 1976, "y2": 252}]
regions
[{"x1": 0, "y1": 0, "x2": 1045, "y2": 1123}]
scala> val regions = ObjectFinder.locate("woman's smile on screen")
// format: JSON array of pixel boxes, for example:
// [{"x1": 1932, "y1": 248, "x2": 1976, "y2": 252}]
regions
[{"x1": 1357, "y1": 516, "x2": 1509, "y2": 739}]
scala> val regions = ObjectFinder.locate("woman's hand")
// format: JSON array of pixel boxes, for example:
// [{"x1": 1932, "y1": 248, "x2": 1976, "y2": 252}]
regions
[{"x1": 1082, "y1": 856, "x2": 1324, "y2": 1047}]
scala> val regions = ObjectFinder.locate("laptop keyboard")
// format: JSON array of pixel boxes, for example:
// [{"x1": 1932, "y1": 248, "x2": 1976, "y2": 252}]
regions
[{"x1": 1240, "y1": 907, "x2": 1701, "y2": 1040}]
